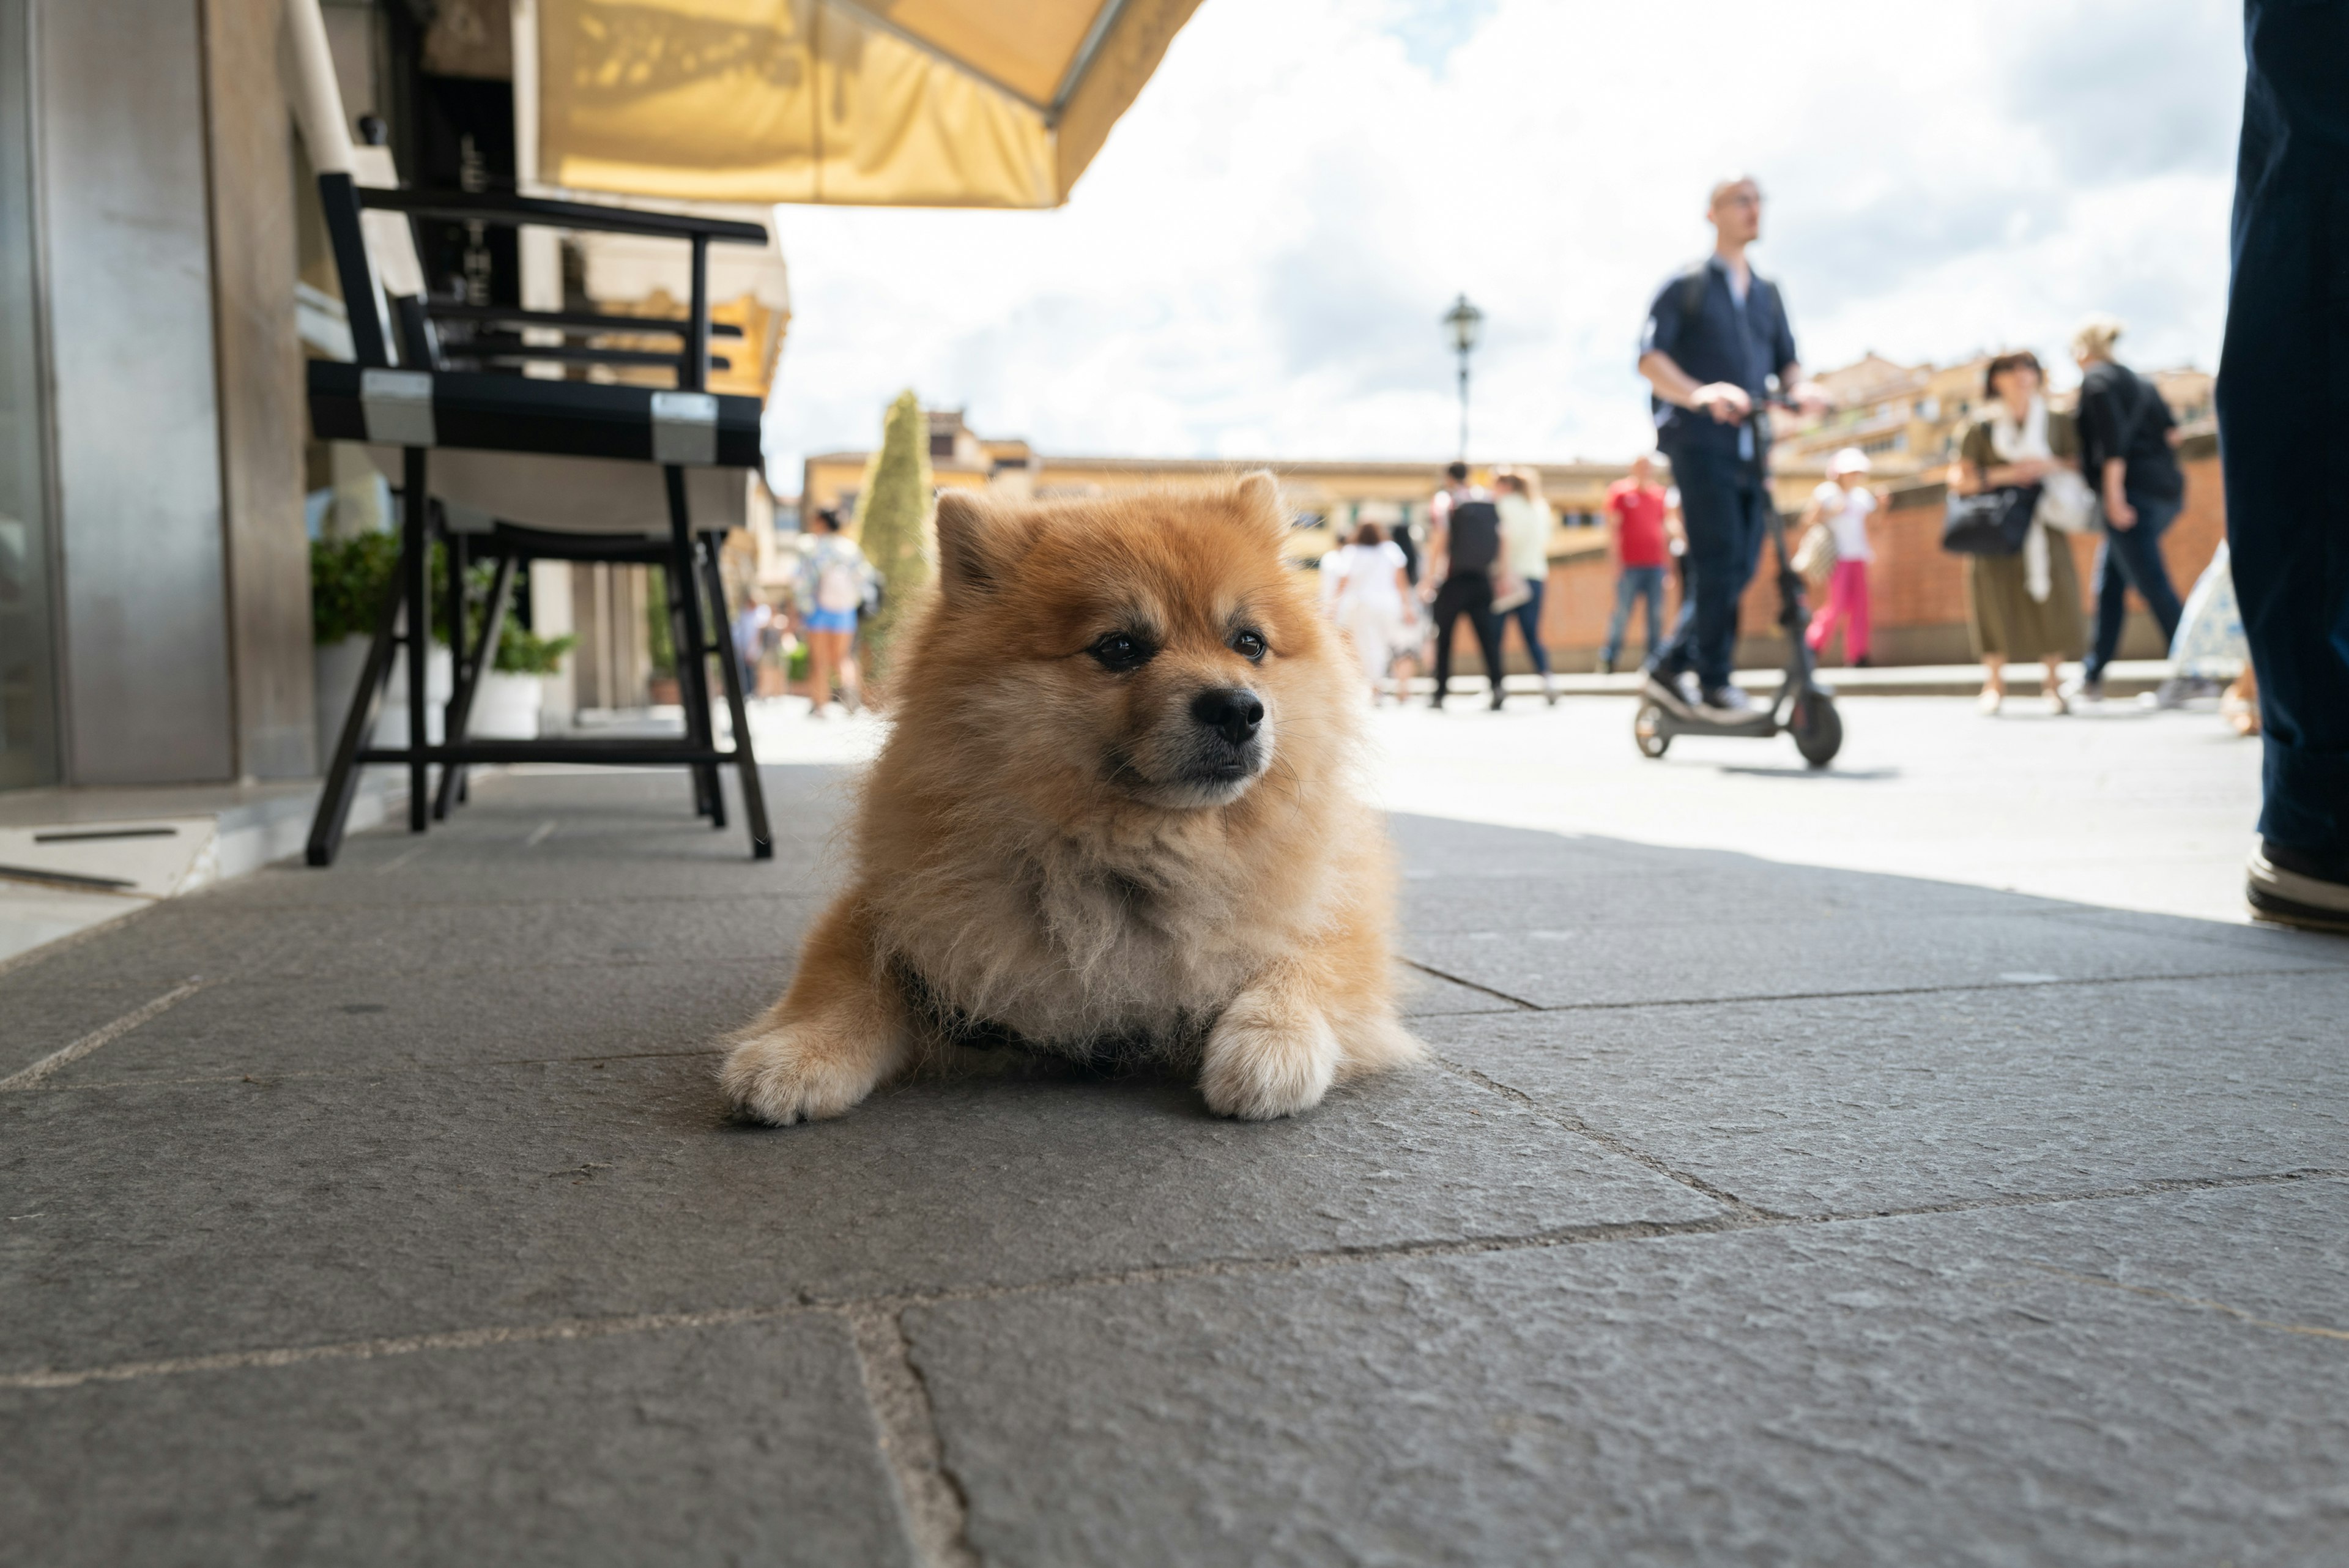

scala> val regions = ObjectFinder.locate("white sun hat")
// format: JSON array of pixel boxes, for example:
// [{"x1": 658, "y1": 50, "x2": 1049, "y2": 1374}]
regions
[{"x1": 1828, "y1": 447, "x2": 1873, "y2": 477}]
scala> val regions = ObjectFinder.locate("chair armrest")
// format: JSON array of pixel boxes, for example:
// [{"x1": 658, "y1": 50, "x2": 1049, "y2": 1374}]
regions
[
  {"x1": 358, "y1": 188, "x2": 769, "y2": 245},
  {"x1": 428, "y1": 303, "x2": 745, "y2": 340}
]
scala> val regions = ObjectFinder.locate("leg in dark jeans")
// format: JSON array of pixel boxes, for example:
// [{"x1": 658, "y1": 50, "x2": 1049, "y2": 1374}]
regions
[
  {"x1": 1431, "y1": 573, "x2": 1504, "y2": 704},
  {"x1": 1631, "y1": 565, "x2": 1667, "y2": 658},
  {"x1": 2085, "y1": 494, "x2": 2187, "y2": 683},
  {"x1": 1504, "y1": 579, "x2": 1550, "y2": 677},
  {"x1": 1650, "y1": 448, "x2": 1767, "y2": 693},
  {"x1": 2222, "y1": 0, "x2": 2349, "y2": 879}
]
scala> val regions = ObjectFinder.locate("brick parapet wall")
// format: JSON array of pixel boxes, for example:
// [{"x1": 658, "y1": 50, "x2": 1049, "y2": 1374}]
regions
[{"x1": 1514, "y1": 443, "x2": 2224, "y2": 672}]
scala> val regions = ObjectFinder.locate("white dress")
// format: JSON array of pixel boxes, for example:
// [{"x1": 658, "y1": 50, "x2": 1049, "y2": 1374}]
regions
[{"x1": 1321, "y1": 542, "x2": 1411, "y2": 682}]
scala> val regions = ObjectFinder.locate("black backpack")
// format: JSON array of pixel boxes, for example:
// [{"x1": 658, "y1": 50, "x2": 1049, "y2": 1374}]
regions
[{"x1": 1446, "y1": 499, "x2": 1501, "y2": 574}]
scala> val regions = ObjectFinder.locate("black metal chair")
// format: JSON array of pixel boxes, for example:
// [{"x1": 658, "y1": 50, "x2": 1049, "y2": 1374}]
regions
[{"x1": 302, "y1": 153, "x2": 774, "y2": 865}]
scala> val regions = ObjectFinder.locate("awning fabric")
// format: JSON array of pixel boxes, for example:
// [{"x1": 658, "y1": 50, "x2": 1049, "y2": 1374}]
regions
[{"x1": 537, "y1": 0, "x2": 1204, "y2": 208}]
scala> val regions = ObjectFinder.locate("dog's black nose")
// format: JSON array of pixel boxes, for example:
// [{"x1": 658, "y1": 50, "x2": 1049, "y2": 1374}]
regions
[{"x1": 1190, "y1": 687, "x2": 1264, "y2": 746}]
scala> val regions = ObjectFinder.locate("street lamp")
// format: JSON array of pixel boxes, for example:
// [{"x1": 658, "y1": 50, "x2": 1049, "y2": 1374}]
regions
[{"x1": 1442, "y1": 294, "x2": 1483, "y2": 459}]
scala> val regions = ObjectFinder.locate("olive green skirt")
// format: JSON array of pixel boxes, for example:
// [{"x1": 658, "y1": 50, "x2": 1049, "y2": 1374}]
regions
[{"x1": 1967, "y1": 540, "x2": 2086, "y2": 661}]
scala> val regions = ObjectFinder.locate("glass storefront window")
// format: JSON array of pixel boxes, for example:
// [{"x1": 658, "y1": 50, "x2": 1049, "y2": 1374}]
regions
[{"x1": 0, "y1": 0, "x2": 56, "y2": 788}]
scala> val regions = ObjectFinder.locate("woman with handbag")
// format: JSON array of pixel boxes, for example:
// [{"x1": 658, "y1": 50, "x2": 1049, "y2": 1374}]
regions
[{"x1": 1951, "y1": 351, "x2": 2087, "y2": 716}]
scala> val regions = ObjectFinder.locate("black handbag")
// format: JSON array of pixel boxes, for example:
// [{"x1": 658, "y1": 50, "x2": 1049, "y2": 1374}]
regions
[{"x1": 1942, "y1": 484, "x2": 2039, "y2": 555}]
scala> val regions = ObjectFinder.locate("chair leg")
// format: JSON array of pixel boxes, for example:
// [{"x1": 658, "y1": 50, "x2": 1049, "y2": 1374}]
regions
[
  {"x1": 698, "y1": 529, "x2": 773, "y2": 860},
  {"x1": 404, "y1": 448, "x2": 431, "y2": 833},
  {"x1": 305, "y1": 565, "x2": 405, "y2": 866},
  {"x1": 659, "y1": 557, "x2": 714, "y2": 820},
  {"x1": 663, "y1": 465, "x2": 725, "y2": 831},
  {"x1": 434, "y1": 549, "x2": 514, "y2": 820},
  {"x1": 439, "y1": 527, "x2": 467, "y2": 817}
]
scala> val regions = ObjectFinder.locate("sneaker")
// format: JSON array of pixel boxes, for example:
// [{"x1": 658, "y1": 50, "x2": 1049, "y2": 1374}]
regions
[
  {"x1": 1641, "y1": 670, "x2": 1690, "y2": 713},
  {"x1": 1853, "y1": 655, "x2": 1874, "y2": 669},
  {"x1": 2045, "y1": 685, "x2": 2069, "y2": 716},
  {"x1": 1488, "y1": 691, "x2": 1507, "y2": 712},
  {"x1": 2066, "y1": 676, "x2": 2104, "y2": 705},
  {"x1": 2147, "y1": 675, "x2": 2223, "y2": 710},
  {"x1": 2246, "y1": 841, "x2": 2349, "y2": 934},
  {"x1": 1699, "y1": 684, "x2": 1753, "y2": 713},
  {"x1": 1595, "y1": 656, "x2": 1615, "y2": 677},
  {"x1": 1977, "y1": 686, "x2": 2003, "y2": 716},
  {"x1": 1542, "y1": 675, "x2": 1559, "y2": 707}
]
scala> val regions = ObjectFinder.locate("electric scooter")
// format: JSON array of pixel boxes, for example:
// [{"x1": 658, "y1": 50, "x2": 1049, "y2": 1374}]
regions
[{"x1": 1633, "y1": 406, "x2": 1844, "y2": 768}]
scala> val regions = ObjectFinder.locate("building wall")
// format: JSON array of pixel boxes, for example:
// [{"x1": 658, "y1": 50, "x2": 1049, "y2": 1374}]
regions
[{"x1": 38, "y1": 0, "x2": 236, "y2": 783}]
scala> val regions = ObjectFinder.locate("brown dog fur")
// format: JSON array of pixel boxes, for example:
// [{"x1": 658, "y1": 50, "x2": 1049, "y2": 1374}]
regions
[{"x1": 720, "y1": 473, "x2": 1420, "y2": 1123}]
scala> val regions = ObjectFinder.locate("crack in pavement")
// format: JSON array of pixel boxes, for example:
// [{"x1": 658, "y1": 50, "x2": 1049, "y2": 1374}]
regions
[{"x1": 10, "y1": 1170, "x2": 2340, "y2": 1396}]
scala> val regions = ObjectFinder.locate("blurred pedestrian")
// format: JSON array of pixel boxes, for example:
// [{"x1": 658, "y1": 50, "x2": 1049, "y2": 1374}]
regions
[
  {"x1": 1423, "y1": 467, "x2": 1509, "y2": 711},
  {"x1": 1597, "y1": 453, "x2": 1671, "y2": 675},
  {"x1": 732, "y1": 595, "x2": 773, "y2": 693},
  {"x1": 1953, "y1": 351, "x2": 2085, "y2": 716},
  {"x1": 1493, "y1": 467, "x2": 1558, "y2": 704},
  {"x1": 795, "y1": 507, "x2": 877, "y2": 717},
  {"x1": 2071, "y1": 316, "x2": 2188, "y2": 703},
  {"x1": 2169, "y1": 539, "x2": 2256, "y2": 734},
  {"x1": 1321, "y1": 519, "x2": 1416, "y2": 703},
  {"x1": 1636, "y1": 174, "x2": 1825, "y2": 713},
  {"x1": 1801, "y1": 448, "x2": 1879, "y2": 667}
]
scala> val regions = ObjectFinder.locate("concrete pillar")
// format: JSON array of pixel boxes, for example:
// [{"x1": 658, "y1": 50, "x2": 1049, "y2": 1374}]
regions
[
  {"x1": 36, "y1": 0, "x2": 234, "y2": 784},
  {"x1": 202, "y1": 0, "x2": 316, "y2": 778}
]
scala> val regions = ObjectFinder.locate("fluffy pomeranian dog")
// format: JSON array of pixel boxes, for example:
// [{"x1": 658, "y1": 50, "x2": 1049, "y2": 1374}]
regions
[{"x1": 721, "y1": 472, "x2": 1420, "y2": 1124}]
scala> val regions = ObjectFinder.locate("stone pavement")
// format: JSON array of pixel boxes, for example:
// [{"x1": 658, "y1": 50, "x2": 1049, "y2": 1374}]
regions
[{"x1": 4, "y1": 749, "x2": 2345, "y2": 1566}]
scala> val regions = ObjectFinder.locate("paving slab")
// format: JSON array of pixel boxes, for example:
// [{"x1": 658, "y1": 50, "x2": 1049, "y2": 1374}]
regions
[
  {"x1": 1426, "y1": 971, "x2": 2349, "y2": 1217},
  {"x1": 1398, "y1": 856, "x2": 2064, "y2": 934},
  {"x1": 6, "y1": 889, "x2": 820, "y2": 995},
  {"x1": 1406, "y1": 907, "x2": 2331, "y2": 1010},
  {"x1": 907, "y1": 1181, "x2": 2349, "y2": 1568},
  {"x1": 0, "y1": 1313, "x2": 915, "y2": 1568},
  {"x1": 0, "y1": 1052, "x2": 1714, "y2": 1377},
  {"x1": 18, "y1": 956, "x2": 788, "y2": 1088}
]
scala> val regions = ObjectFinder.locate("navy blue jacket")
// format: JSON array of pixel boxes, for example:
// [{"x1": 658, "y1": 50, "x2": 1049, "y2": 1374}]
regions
[{"x1": 1639, "y1": 256, "x2": 1797, "y2": 459}]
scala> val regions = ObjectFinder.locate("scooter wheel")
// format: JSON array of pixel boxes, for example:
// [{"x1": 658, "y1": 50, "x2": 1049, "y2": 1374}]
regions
[
  {"x1": 1635, "y1": 700, "x2": 1671, "y2": 759},
  {"x1": 1791, "y1": 692, "x2": 1842, "y2": 768}
]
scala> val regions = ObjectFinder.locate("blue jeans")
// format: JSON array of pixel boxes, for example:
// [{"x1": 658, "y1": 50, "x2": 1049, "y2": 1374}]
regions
[
  {"x1": 1650, "y1": 444, "x2": 1767, "y2": 691},
  {"x1": 2084, "y1": 493, "x2": 2186, "y2": 683},
  {"x1": 1602, "y1": 566, "x2": 1668, "y2": 666},
  {"x1": 2219, "y1": 0, "x2": 2349, "y2": 864},
  {"x1": 1501, "y1": 578, "x2": 1551, "y2": 677}
]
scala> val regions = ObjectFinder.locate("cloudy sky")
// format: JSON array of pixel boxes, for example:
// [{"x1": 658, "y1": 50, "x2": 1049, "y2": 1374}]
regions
[{"x1": 763, "y1": 0, "x2": 2244, "y2": 483}]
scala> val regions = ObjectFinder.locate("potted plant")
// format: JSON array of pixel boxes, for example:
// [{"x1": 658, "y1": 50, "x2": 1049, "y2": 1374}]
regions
[
  {"x1": 470, "y1": 620, "x2": 576, "y2": 739},
  {"x1": 311, "y1": 532, "x2": 450, "y2": 767}
]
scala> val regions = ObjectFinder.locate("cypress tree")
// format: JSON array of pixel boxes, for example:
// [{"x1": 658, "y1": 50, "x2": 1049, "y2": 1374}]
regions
[{"x1": 855, "y1": 390, "x2": 933, "y2": 678}]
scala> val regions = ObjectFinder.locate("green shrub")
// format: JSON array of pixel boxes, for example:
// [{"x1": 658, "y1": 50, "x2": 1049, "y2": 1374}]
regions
[
  {"x1": 645, "y1": 565, "x2": 677, "y2": 676},
  {"x1": 495, "y1": 622, "x2": 575, "y2": 675},
  {"x1": 310, "y1": 532, "x2": 402, "y2": 644},
  {"x1": 311, "y1": 531, "x2": 573, "y2": 674}
]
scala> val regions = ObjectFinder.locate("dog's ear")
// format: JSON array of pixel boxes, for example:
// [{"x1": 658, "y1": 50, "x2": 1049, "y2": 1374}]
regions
[
  {"x1": 934, "y1": 489, "x2": 1007, "y2": 599},
  {"x1": 1232, "y1": 470, "x2": 1286, "y2": 543}
]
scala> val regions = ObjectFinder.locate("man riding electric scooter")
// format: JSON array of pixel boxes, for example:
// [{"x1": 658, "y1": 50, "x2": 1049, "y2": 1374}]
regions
[{"x1": 1635, "y1": 176, "x2": 1834, "y2": 758}]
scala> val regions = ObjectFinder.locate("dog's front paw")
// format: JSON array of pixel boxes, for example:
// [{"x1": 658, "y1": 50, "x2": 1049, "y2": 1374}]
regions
[
  {"x1": 720, "y1": 1019, "x2": 886, "y2": 1126},
  {"x1": 1200, "y1": 992, "x2": 1339, "y2": 1120}
]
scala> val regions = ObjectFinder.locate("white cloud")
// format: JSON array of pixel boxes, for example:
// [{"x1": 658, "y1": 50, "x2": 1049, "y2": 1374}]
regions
[{"x1": 763, "y1": 0, "x2": 2243, "y2": 485}]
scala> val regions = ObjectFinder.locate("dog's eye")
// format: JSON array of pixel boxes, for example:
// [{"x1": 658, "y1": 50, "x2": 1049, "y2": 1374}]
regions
[
  {"x1": 1089, "y1": 633, "x2": 1154, "y2": 672},
  {"x1": 1231, "y1": 630, "x2": 1267, "y2": 663}
]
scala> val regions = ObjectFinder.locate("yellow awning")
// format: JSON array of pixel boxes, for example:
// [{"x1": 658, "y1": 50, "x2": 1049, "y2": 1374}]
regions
[{"x1": 537, "y1": 0, "x2": 1204, "y2": 209}]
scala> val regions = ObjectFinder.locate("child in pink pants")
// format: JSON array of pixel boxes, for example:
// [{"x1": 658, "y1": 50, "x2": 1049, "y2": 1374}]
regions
[{"x1": 1804, "y1": 448, "x2": 1879, "y2": 666}]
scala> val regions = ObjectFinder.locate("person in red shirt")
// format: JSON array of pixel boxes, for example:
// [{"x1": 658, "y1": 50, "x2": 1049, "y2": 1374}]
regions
[{"x1": 1598, "y1": 453, "x2": 1672, "y2": 675}]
